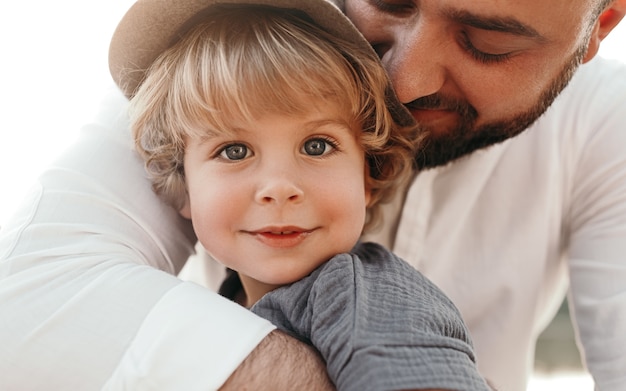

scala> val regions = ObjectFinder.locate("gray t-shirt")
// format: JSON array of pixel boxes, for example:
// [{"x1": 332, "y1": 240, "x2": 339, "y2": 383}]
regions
[{"x1": 251, "y1": 242, "x2": 490, "y2": 391}]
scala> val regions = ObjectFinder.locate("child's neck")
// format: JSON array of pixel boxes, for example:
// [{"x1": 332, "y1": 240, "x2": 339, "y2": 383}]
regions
[{"x1": 238, "y1": 274, "x2": 282, "y2": 308}]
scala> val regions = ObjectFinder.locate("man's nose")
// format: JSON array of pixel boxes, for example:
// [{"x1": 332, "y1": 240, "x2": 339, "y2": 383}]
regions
[{"x1": 382, "y1": 22, "x2": 447, "y2": 104}]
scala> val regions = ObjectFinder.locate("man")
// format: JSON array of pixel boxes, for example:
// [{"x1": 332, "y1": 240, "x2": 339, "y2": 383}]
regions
[
  {"x1": 346, "y1": 0, "x2": 626, "y2": 390},
  {"x1": 0, "y1": 0, "x2": 624, "y2": 390}
]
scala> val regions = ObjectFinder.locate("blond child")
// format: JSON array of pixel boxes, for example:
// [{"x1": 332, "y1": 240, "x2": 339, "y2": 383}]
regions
[{"x1": 111, "y1": 1, "x2": 490, "y2": 389}]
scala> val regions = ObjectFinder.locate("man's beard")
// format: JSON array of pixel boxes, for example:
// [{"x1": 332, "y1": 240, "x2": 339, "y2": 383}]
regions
[{"x1": 414, "y1": 46, "x2": 586, "y2": 169}]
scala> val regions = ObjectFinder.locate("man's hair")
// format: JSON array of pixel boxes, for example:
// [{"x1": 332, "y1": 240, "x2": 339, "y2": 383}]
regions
[{"x1": 129, "y1": 5, "x2": 418, "y2": 232}]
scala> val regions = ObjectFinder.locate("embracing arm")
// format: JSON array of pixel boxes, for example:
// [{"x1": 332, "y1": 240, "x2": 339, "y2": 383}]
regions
[
  {"x1": 566, "y1": 59, "x2": 626, "y2": 390},
  {"x1": 0, "y1": 88, "x2": 331, "y2": 390},
  {"x1": 221, "y1": 330, "x2": 334, "y2": 390}
]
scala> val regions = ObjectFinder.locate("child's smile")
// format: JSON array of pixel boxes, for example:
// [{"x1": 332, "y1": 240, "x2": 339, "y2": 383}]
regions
[{"x1": 245, "y1": 226, "x2": 317, "y2": 249}]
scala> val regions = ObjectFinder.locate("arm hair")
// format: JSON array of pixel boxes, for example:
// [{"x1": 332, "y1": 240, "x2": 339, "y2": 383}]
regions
[{"x1": 220, "y1": 330, "x2": 335, "y2": 390}]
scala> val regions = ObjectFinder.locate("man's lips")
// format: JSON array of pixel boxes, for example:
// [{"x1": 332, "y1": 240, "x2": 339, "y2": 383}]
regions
[
  {"x1": 407, "y1": 107, "x2": 460, "y2": 132},
  {"x1": 405, "y1": 95, "x2": 477, "y2": 127},
  {"x1": 409, "y1": 106, "x2": 454, "y2": 119}
]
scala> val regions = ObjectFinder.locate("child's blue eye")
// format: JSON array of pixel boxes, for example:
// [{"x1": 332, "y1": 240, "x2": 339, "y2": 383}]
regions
[
  {"x1": 303, "y1": 138, "x2": 335, "y2": 156},
  {"x1": 220, "y1": 143, "x2": 250, "y2": 160}
]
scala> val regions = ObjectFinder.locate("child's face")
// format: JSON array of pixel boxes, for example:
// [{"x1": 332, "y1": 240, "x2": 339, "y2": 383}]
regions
[{"x1": 180, "y1": 100, "x2": 371, "y2": 293}]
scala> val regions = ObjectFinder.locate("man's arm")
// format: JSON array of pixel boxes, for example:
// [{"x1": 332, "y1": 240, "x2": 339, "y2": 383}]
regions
[
  {"x1": 565, "y1": 58, "x2": 626, "y2": 390},
  {"x1": 0, "y1": 88, "x2": 330, "y2": 390},
  {"x1": 222, "y1": 330, "x2": 335, "y2": 390}
]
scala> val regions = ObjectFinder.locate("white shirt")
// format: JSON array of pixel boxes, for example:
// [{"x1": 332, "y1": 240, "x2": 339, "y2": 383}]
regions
[
  {"x1": 1, "y1": 56, "x2": 625, "y2": 390},
  {"x1": 388, "y1": 56, "x2": 626, "y2": 391},
  {"x1": 185, "y1": 55, "x2": 626, "y2": 391},
  {"x1": 0, "y1": 90, "x2": 275, "y2": 390}
]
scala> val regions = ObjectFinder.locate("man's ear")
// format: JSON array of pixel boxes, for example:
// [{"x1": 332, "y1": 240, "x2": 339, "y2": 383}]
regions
[{"x1": 583, "y1": 0, "x2": 626, "y2": 63}]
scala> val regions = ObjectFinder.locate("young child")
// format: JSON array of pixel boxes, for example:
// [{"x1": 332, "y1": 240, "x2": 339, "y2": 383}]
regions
[{"x1": 110, "y1": 0, "x2": 491, "y2": 390}]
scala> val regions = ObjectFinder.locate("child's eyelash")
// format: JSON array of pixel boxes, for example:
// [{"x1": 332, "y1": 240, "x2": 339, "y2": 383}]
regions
[{"x1": 316, "y1": 136, "x2": 340, "y2": 149}]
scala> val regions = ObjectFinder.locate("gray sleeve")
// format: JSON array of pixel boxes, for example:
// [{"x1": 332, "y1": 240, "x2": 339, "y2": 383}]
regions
[{"x1": 252, "y1": 242, "x2": 490, "y2": 391}]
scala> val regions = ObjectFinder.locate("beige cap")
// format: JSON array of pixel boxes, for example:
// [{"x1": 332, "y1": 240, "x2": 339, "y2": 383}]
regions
[{"x1": 108, "y1": 0, "x2": 413, "y2": 125}]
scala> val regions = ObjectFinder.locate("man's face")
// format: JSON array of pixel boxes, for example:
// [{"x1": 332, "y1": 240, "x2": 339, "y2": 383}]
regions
[{"x1": 345, "y1": 0, "x2": 598, "y2": 167}]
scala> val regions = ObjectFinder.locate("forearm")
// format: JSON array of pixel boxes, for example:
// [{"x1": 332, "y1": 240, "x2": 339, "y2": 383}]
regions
[{"x1": 221, "y1": 330, "x2": 335, "y2": 390}]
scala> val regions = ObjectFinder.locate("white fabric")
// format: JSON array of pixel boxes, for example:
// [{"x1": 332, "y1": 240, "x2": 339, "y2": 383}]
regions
[
  {"x1": 2, "y1": 55, "x2": 625, "y2": 390},
  {"x1": 0, "y1": 88, "x2": 275, "y2": 390},
  {"x1": 386, "y1": 56, "x2": 626, "y2": 391},
  {"x1": 103, "y1": 283, "x2": 274, "y2": 391},
  {"x1": 187, "y1": 55, "x2": 626, "y2": 391}
]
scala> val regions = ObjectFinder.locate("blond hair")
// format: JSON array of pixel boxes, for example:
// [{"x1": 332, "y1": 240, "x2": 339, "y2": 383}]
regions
[{"x1": 129, "y1": 5, "x2": 418, "y2": 232}]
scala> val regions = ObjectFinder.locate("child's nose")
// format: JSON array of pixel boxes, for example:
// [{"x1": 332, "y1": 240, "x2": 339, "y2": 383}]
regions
[{"x1": 254, "y1": 171, "x2": 305, "y2": 205}]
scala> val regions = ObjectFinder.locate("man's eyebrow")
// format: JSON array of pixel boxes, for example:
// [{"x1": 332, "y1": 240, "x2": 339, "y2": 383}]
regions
[{"x1": 444, "y1": 9, "x2": 545, "y2": 40}]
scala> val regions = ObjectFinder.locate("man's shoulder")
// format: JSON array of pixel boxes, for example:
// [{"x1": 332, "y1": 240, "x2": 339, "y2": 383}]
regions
[
  {"x1": 558, "y1": 56, "x2": 626, "y2": 109},
  {"x1": 526, "y1": 56, "x2": 626, "y2": 142}
]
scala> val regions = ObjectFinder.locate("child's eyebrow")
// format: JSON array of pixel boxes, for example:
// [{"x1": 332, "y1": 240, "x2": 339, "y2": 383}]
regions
[
  {"x1": 303, "y1": 118, "x2": 353, "y2": 131},
  {"x1": 193, "y1": 117, "x2": 353, "y2": 144},
  {"x1": 196, "y1": 126, "x2": 242, "y2": 142}
]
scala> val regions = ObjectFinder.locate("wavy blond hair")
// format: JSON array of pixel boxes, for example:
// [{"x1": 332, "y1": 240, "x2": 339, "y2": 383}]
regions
[{"x1": 129, "y1": 5, "x2": 420, "y2": 232}]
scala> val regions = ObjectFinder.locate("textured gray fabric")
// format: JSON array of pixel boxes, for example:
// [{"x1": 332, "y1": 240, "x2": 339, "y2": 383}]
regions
[{"x1": 251, "y1": 242, "x2": 490, "y2": 391}]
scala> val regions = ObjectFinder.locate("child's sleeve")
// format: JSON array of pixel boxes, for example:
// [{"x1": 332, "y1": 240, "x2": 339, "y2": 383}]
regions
[
  {"x1": 252, "y1": 242, "x2": 490, "y2": 391},
  {"x1": 0, "y1": 88, "x2": 275, "y2": 390}
]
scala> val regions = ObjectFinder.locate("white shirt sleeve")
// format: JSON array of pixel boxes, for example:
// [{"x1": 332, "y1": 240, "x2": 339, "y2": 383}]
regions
[
  {"x1": 565, "y1": 57, "x2": 626, "y2": 390},
  {"x1": 388, "y1": 56, "x2": 626, "y2": 391},
  {"x1": 0, "y1": 87, "x2": 275, "y2": 390}
]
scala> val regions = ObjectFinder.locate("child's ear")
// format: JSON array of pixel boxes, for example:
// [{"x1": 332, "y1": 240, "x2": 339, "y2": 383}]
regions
[
  {"x1": 365, "y1": 182, "x2": 373, "y2": 207},
  {"x1": 583, "y1": 0, "x2": 626, "y2": 63},
  {"x1": 364, "y1": 165, "x2": 374, "y2": 207},
  {"x1": 179, "y1": 198, "x2": 192, "y2": 219}
]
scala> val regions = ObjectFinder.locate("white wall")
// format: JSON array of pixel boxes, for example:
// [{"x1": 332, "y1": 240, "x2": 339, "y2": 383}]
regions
[{"x1": 0, "y1": 1, "x2": 134, "y2": 226}]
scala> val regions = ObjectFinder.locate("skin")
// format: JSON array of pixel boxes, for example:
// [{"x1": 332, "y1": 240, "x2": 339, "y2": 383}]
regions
[
  {"x1": 180, "y1": 100, "x2": 371, "y2": 307},
  {"x1": 221, "y1": 330, "x2": 336, "y2": 390},
  {"x1": 344, "y1": 0, "x2": 624, "y2": 167}
]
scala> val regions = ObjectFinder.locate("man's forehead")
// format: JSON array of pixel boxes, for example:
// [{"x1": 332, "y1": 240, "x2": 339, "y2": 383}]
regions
[
  {"x1": 343, "y1": 0, "x2": 594, "y2": 27},
  {"x1": 439, "y1": 0, "x2": 591, "y2": 19},
  {"x1": 433, "y1": 0, "x2": 593, "y2": 38},
  {"x1": 440, "y1": 7, "x2": 544, "y2": 39}
]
